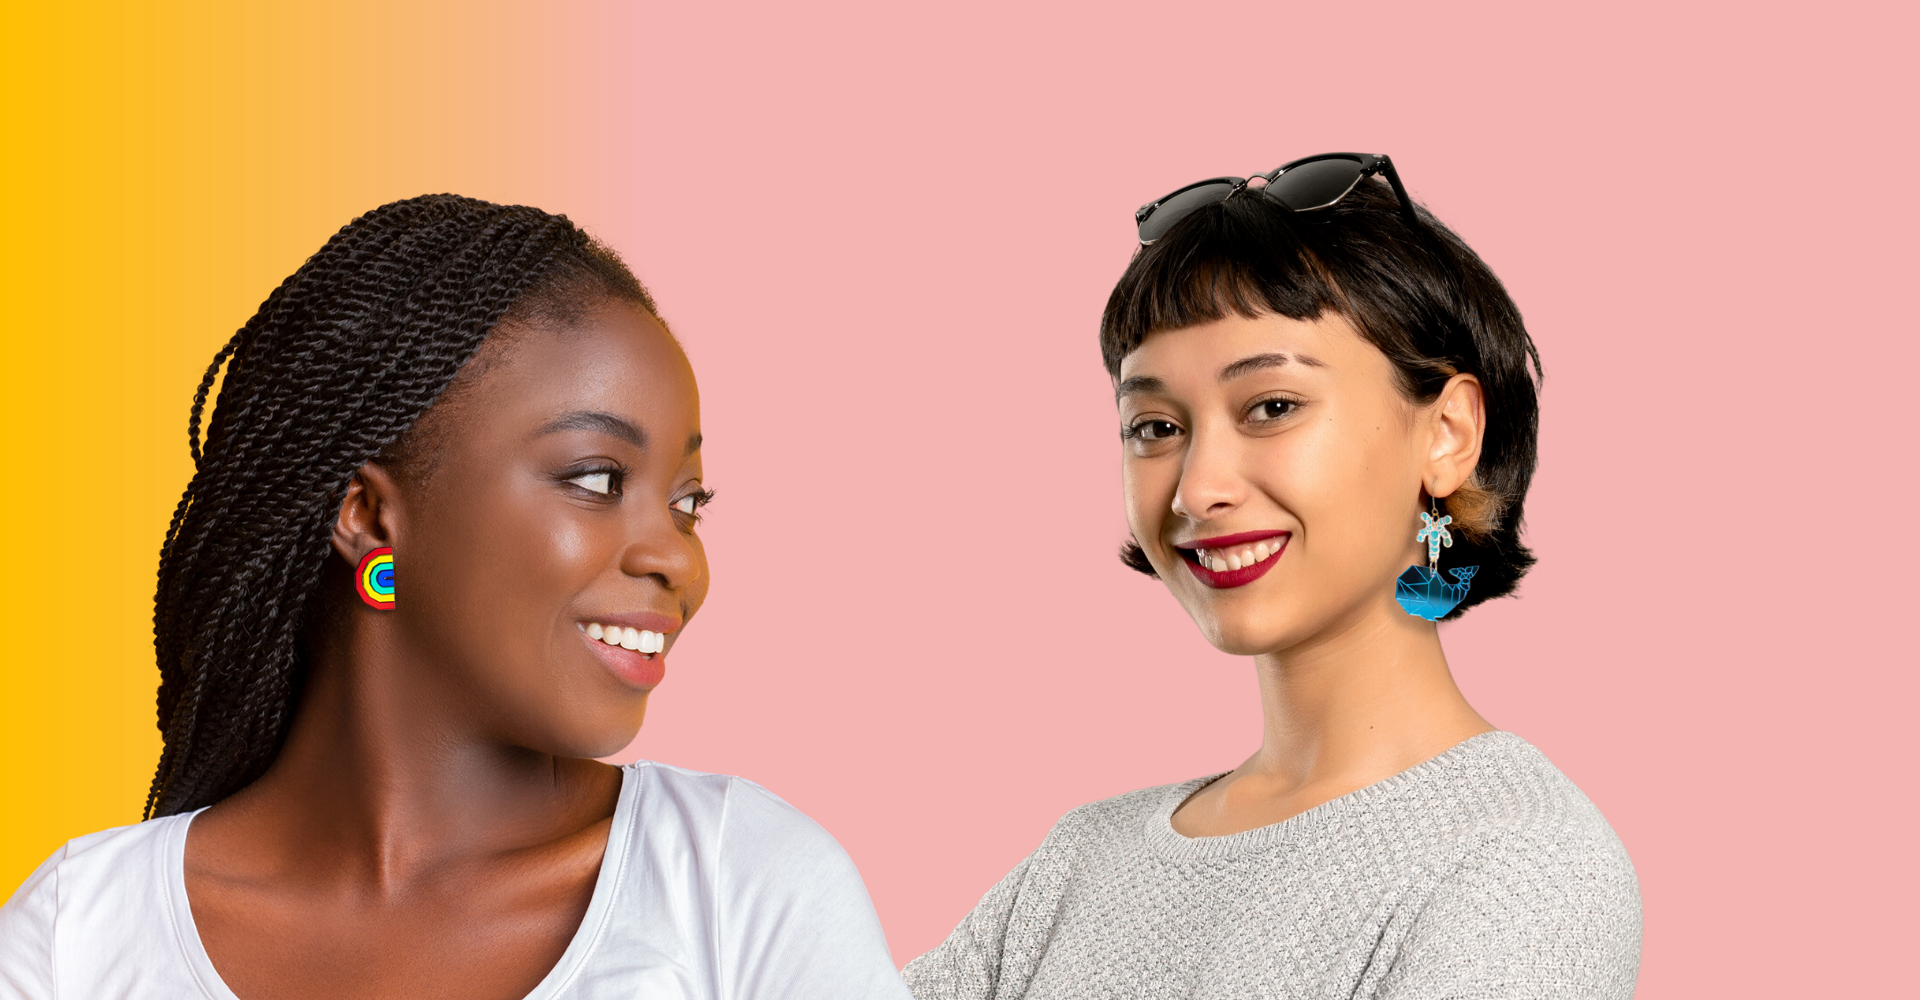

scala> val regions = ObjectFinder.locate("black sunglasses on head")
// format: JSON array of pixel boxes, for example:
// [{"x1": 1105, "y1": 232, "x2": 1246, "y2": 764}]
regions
[{"x1": 1134, "y1": 152, "x2": 1417, "y2": 245}]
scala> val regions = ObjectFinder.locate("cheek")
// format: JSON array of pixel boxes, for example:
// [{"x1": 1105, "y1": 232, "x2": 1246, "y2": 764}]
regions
[
  {"x1": 1121, "y1": 455, "x2": 1173, "y2": 539},
  {"x1": 410, "y1": 488, "x2": 606, "y2": 650},
  {"x1": 683, "y1": 538, "x2": 712, "y2": 618},
  {"x1": 1281, "y1": 424, "x2": 1418, "y2": 563}
]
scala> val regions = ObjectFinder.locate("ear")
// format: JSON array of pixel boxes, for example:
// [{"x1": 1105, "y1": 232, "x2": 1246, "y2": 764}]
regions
[
  {"x1": 1423, "y1": 373, "x2": 1485, "y2": 499},
  {"x1": 330, "y1": 462, "x2": 405, "y2": 565}
]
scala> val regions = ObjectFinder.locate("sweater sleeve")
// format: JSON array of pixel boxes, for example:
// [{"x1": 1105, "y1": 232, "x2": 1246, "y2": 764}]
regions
[
  {"x1": 0, "y1": 844, "x2": 65, "y2": 999},
  {"x1": 1378, "y1": 824, "x2": 1642, "y2": 1000},
  {"x1": 903, "y1": 829, "x2": 1076, "y2": 1000}
]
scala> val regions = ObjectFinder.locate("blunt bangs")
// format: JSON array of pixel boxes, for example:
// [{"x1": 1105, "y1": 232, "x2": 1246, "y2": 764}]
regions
[{"x1": 1098, "y1": 176, "x2": 1543, "y2": 619}]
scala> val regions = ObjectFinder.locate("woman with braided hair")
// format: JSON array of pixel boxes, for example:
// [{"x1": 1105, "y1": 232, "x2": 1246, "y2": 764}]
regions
[{"x1": 0, "y1": 195, "x2": 911, "y2": 1000}]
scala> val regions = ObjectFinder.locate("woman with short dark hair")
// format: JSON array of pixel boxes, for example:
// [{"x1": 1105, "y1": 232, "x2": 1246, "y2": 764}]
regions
[{"x1": 906, "y1": 155, "x2": 1640, "y2": 999}]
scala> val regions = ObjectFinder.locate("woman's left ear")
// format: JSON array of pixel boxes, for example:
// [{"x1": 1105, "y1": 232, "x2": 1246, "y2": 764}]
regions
[
  {"x1": 1424, "y1": 373, "x2": 1485, "y2": 497},
  {"x1": 331, "y1": 461, "x2": 406, "y2": 565}
]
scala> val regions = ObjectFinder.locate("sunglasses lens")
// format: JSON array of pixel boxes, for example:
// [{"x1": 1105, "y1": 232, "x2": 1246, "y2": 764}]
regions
[
  {"x1": 1138, "y1": 180, "x2": 1239, "y2": 243},
  {"x1": 1264, "y1": 157, "x2": 1367, "y2": 212}
]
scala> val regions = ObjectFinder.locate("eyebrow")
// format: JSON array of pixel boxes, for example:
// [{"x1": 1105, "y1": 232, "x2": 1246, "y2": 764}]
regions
[
  {"x1": 533, "y1": 410, "x2": 647, "y2": 448},
  {"x1": 1218, "y1": 352, "x2": 1327, "y2": 381},
  {"x1": 1115, "y1": 352, "x2": 1328, "y2": 399},
  {"x1": 683, "y1": 432, "x2": 702, "y2": 457},
  {"x1": 1114, "y1": 375, "x2": 1166, "y2": 398}
]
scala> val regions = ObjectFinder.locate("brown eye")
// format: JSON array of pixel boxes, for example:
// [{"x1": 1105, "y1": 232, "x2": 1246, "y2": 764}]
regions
[
  {"x1": 670, "y1": 486, "x2": 714, "y2": 519},
  {"x1": 1248, "y1": 399, "x2": 1298, "y2": 423},
  {"x1": 1127, "y1": 419, "x2": 1182, "y2": 441},
  {"x1": 570, "y1": 471, "x2": 615, "y2": 495}
]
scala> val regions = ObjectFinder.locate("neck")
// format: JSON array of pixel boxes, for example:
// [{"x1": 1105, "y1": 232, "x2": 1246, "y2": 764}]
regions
[
  {"x1": 211, "y1": 610, "x2": 616, "y2": 887},
  {"x1": 1243, "y1": 594, "x2": 1491, "y2": 793}
]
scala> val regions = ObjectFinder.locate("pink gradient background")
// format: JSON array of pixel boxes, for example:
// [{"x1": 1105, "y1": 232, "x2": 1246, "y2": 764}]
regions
[
  {"x1": 22, "y1": 2, "x2": 1915, "y2": 996},
  {"x1": 543, "y1": 4, "x2": 1917, "y2": 993},
  {"x1": 592, "y1": 10, "x2": 1918, "y2": 998}
]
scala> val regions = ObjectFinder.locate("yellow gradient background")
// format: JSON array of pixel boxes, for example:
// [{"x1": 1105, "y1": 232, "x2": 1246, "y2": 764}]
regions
[{"x1": 0, "y1": 1, "x2": 616, "y2": 892}]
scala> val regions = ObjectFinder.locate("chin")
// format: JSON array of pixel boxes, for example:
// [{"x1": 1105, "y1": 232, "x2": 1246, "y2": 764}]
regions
[
  {"x1": 1209, "y1": 629, "x2": 1300, "y2": 658},
  {"x1": 544, "y1": 695, "x2": 650, "y2": 760},
  {"x1": 1191, "y1": 610, "x2": 1303, "y2": 657},
  {"x1": 1186, "y1": 585, "x2": 1358, "y2": 657}
]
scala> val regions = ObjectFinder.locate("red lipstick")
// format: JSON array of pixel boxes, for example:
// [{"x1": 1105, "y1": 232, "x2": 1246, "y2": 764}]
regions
[{"x1": 1175, "y1": 530, "x2": 1290, "y2": 590}]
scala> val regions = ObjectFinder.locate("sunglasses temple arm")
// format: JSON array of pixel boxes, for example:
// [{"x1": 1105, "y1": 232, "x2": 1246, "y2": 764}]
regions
[{"x1": 1376, "y1": 157, "x2": 1421, "y2": 228}]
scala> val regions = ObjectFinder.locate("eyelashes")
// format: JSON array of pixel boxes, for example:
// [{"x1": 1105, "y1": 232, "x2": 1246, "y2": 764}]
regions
[
  {"x1": 563, "y1": 464, "x2": 628, "y2": 496},
  {"x1": 559, "y1": 463, "x2": 713, "y2": 525},
  {"x1": 1121, "y1": 396, "x2": 1304, "y2": 441},
  {"x1": 1121, "y1": 418, "x2": 1182, "y2": 441},
  {"x1": 1245, "y1": 396, "x2": 1300, "y2": 423},
  {"x1": 672, "y1": 487, "x2": 716, "y2": 519}
]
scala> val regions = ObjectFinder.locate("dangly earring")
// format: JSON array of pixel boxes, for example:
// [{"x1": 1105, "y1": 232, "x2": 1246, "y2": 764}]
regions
[
  {"x1": 355, "y1": 547, "x2": 395, "y2": 609},
  {"x1": 1394, "y1": 496, "x2": 1478, "y2": 621}
]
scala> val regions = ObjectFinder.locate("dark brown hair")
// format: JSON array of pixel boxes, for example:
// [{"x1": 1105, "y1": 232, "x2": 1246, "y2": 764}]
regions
[{"x1": 1100, "y1": 178, "x2": 1541, "y2": 619}]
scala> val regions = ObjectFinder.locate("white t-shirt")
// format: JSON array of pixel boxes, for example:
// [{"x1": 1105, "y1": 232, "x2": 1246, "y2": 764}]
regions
[{"x1": 0, "y1": 761, "x2": 912, "y2": 1000}]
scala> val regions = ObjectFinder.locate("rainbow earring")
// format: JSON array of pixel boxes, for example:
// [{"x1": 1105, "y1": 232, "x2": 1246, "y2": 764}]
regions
[
  {"x1": 355, "y1": 547, "x2": 395, "y2": 609},
  {"x1": 1394, "y1": 499, "x2": 1477, "y2": 621}
]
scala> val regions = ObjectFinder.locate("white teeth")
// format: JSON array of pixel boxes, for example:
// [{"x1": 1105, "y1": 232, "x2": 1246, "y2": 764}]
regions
[
  {"x1": 1195, "y1": 539, "x2": 1283, "y2": 573},
  {"x1": 585, "y1": 622, "x2": 669, "y2": 655}
]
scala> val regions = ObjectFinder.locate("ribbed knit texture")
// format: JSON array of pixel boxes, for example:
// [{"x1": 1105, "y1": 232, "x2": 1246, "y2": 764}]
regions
[{"x1": 904, "y1": 732, "x2": 1640, "y2": 999}]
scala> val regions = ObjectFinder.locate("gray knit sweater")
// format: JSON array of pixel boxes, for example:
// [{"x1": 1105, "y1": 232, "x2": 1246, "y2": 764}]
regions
[{"x1": 904, "y1": 732, "x2": 1640, "y2": 999}]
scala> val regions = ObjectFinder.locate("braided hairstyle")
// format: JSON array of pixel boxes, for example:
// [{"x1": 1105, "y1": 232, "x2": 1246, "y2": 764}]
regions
[{"x1": 148, "y1": 194, "x2": 657, "y2": 818}]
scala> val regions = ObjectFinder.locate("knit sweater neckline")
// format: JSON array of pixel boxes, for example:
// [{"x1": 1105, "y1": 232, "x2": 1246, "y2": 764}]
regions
[{"x1": 1143, "y1": 730, "x2": 1523, "y2": 861}]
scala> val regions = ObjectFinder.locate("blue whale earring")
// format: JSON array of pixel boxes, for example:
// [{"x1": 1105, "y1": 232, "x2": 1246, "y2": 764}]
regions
[{"x1": 1395, "y1": 497, "x2": 1478, "y2": 621}]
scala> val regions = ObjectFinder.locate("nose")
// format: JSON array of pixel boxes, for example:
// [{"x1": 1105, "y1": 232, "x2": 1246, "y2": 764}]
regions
[
  {"x1": 617, "y1": 508, "x2": 702, "y2": 591},
  {"x1": 1170, "y1": 421, "x2": 1246, "y2": 521}
]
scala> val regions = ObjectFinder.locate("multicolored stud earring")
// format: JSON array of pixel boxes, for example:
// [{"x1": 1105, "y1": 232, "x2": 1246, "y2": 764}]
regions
[
  {"x1": 1395, "y1": 498, "x2": 1478, "y2": 621},
  {"x1": 355, "y1": 547, "x2": 395, "y2": 609}
]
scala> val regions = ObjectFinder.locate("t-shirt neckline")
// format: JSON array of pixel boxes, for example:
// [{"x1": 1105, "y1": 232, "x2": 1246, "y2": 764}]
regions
[
  {"x1": 162, "y1": 762, "x2": 642, "y2": 1000},
  {"x1": 1143, "y1": 730, "x2": 1521, "y2": 860}
]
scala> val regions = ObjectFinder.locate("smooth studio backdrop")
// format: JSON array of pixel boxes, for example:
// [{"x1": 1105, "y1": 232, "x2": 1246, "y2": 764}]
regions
[{"x1": 2, "y1": 3, "x2": 1912, "y2": 996}]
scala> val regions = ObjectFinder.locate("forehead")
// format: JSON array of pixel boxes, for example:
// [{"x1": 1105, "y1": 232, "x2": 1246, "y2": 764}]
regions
[
  {"x1": 1117, "y1": 311, "x2": 1372, "y2": 385},
  {"x1": 442, "y1": 300, "x2": 699, "y2": 443},
  {"x1": 502, "y1": 300, "x2": 688, "y2": 386}
]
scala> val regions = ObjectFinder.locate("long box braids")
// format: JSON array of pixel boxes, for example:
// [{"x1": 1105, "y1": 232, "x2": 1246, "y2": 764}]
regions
[{"x1": 147, "y1": 194, "x2": 654, "y2": 818}]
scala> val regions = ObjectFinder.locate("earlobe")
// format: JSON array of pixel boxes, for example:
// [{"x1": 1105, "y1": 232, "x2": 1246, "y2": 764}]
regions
[{"x1": 354, "y1": 547, "x2": 397, "y2": 609}]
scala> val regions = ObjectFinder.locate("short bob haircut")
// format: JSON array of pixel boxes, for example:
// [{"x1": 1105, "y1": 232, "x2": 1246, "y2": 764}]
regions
[{"x1": 1100, "y1": 176, "x2": 1541, "y2": 619}]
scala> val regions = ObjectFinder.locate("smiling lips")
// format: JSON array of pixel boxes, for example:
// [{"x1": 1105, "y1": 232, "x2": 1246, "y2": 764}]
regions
[
  {"x1": 1177, "y1": 530, "x2": 1290, "y2": 589},
  {"x1": 578, "y1": 618, "x2": 676, "y2": 689}
]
